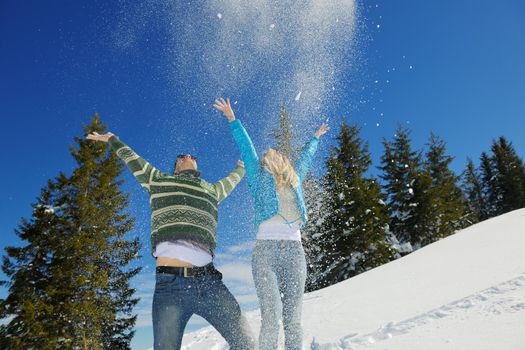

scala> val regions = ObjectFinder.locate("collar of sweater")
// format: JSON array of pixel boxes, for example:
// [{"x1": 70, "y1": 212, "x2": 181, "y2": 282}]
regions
[{"x1": 175, "y1": 169, "x2": 202, "y2": 178}]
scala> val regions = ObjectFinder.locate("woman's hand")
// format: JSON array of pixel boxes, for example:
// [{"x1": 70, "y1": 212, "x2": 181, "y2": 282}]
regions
[
  {"x1": 237, "y1": 160, "x2": 244, "y2": 168},
  {"x1": 213, "y1": 98, "x2": 235, "y2": 122},
  {"x1": 314, "y1": 123, "x2": 329, "y2": 138},
  {"x1": 86, "y1": 132, "x2": 114, "y2": 143}
]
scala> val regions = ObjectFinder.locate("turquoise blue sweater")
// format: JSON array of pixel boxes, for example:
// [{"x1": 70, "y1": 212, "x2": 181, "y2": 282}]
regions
[{"x1": 229, "y1": 119, "x2": 320, "y2": 228}]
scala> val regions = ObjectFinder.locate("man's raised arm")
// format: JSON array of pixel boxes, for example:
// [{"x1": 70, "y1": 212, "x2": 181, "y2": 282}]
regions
[
  {"x1": 87, "y1": 132, "x2": 159, "y2": 192},
  {"x1": 213, "y1": 160, "x2": 246, "y2": 203}
]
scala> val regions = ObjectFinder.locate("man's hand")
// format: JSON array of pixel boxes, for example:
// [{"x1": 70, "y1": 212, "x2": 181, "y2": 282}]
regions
[
  {"x1": 86, "y1": 132, "x2": 114, "y2": 143},
  {"x1": 314, "y1": 123, "x2": 329, "y2": 139},
  {"x1": 237, "y1": 160, "x2": 244, "y2": 168},
  {"x1": 213, "y1": 98, "x2": 235, "y2": 122}
]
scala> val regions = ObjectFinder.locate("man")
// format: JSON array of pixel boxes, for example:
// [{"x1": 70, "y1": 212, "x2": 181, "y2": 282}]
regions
[{"x1": 87, "y1": 131, "x2": 255, "y2": 350}]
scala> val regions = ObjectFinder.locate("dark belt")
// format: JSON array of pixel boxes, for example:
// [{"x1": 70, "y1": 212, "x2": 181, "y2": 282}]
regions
[{"x1": 156, "y1": 263, "x2": 221, "y2": 278}]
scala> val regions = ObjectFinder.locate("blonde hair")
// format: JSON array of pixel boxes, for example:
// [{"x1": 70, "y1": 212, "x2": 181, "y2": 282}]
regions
[{"x1": 262, "y1": 148, "x2": 299, "y2": 188}]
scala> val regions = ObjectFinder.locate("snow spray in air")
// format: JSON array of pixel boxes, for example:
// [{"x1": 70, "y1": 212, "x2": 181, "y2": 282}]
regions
[{"x1": 112, "y1": 0, "x2": 358, "y2": 137}]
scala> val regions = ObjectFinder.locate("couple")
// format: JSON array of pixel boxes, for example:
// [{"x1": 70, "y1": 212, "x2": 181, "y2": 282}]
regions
[{"x1": 87, "y1": 98, "x2": 329, "y2": 350}]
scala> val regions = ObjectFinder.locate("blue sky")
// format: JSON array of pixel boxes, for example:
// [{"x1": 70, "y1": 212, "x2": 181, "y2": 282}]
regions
[{"x1": 1, "y1": 0, "x2": 524, "y2": 349}]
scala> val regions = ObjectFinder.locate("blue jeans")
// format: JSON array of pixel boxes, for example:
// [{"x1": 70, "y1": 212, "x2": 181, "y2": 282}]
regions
[
  {"x1": 252, "y1": 240, "x2": 307, "y2": 350},
  {"x1": 152, "y1": 269, "x2": 255, "y2": 350}
]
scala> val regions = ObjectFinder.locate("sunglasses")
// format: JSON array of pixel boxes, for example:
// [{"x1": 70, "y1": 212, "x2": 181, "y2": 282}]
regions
[{"x1": 177, "y1": 154, "x2": 197, "y2": 161}]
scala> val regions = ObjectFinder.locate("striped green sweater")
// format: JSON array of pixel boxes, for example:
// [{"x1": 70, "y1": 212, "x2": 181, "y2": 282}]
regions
[{"x1": 108, "y1": 136, "x2": 245, "y2": 256}]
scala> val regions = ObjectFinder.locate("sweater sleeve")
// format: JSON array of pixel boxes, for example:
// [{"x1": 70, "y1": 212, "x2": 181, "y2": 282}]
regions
[
  {"x1": 108, "y1": 135, "x2": 160, "y2": 192},
  {"x1": 229, "y1": 119, "x2": 260, "y2": 190},
  {"x1": 213, "y1": 166, "x2": 246, "y2": 203},
  {"x1": 294, "y1": 136, "x2": 320, "y2": 182}
]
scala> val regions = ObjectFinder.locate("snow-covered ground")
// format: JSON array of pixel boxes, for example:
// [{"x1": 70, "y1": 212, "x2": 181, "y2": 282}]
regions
[{"x1": 171, "y1": 208, "x2": 525, "y2": 349}]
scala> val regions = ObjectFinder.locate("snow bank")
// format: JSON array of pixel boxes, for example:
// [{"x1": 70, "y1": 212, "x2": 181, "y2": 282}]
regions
[{"x1": 178, "y1": 208, "x2": 525, "y2": 349}]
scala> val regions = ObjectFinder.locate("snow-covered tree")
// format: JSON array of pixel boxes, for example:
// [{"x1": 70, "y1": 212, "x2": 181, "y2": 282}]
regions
[
  {"x1": 302, "y1": 176, "x2": 331, "y2": 292},
  {"x1": 309, "y1": 121, "x2": 394, "y2": 290},
  {"x1": 379, "y1": 125, "x2": 422, "y2": 250}
]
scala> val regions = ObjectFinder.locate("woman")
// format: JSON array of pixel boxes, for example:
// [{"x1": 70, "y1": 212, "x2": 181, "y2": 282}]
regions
[{"x1": 214, "y1": 98, "x2": 328, "y2": 350}]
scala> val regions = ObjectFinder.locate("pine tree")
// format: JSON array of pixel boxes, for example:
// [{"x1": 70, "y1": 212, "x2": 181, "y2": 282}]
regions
[
  {"x1": 302, "y1": 176, "x2": 330, "y2": 292},
  {"x1": 270, "y1": 105, "x2": 298, "y2": 160},
  {"x1": 465, "y1": 137, "x2": 525, "y2": 222},
  {"x1": 489, "y1": 137, "x2": 525, "y2": 215},
  {"x1": 63, "y1": 115, "x2": 142, "y2": 349},
  {"x1": 0, "y1": 115, "x2": 141, "y2": 349},
  {"x1": 0, "y1": 177, "x2": 70, "y2": 349},
  {"x1": 415, "y1": 133, "x2": 471, "y2": 245},
  {"x1": 479, "y1": 151, "x2": 499, "y2": 218},
  {"x1": 462, "y1": 158, "x2": 485, "y2": 222},
  {"x1": 311, "y1": 121, "x2": 394, "y2": 289},
  {"x1": 379, "y1": 125, "x2": 422, "y2": 250}
]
